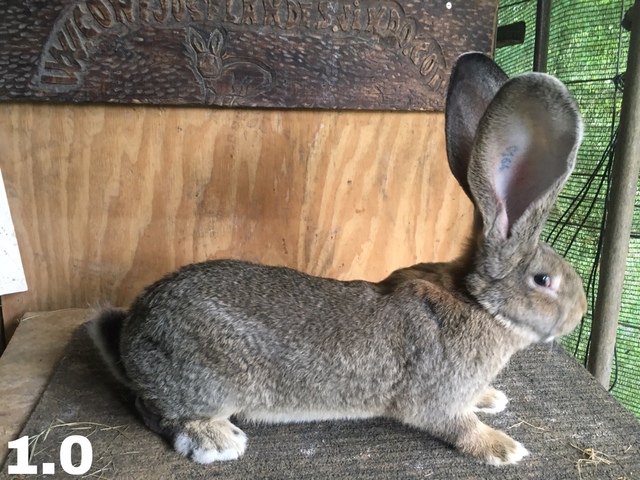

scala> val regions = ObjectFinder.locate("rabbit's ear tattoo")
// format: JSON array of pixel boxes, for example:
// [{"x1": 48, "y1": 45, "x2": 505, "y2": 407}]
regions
[
  {"x1": 445, "y1": 53, "x2": 509, "y2": 199},
  {"x1": 468, "y1": 73, "x2": 584, "y2": 244},
  {"x1": 209, "y1": 29, "x2": 224, "y2": 55}
]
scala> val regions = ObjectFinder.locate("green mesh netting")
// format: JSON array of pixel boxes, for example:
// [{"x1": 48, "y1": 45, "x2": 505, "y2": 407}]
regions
[{"x1": 495, "y1": 0, "x2": 639, "y2": 416}]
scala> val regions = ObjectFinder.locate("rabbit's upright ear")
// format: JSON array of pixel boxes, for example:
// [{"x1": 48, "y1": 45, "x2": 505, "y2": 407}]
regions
[
  {"x1": 445, "y1": 53, "x2": 509, "y2": 198},
  {"x1": 209, "y1": 29, "x2": 224, "y2": 55},
  {"x1": 188, "y1": 28, "x2": 206, "y2": 53},
  {"x1": 468, "y1": 73, "x2": 584, "y2": 245}
]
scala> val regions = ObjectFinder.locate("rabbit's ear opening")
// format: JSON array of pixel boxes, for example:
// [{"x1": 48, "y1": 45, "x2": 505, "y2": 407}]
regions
[
  {"x1": 445, "y1": 53, "x2": 509, "y2": 199},
  {"x1": 188, "y1": 28, "x2": 206, "y2": 53},
  {"x1": 468, "y1": 73, "x2": 584, "y2": 244},
  {"x1": 209, "y1": 29, "x2": 224, "y2": 54}
]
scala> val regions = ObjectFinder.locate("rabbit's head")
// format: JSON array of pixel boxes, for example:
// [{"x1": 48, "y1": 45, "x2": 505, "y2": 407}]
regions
[
  {"x1": 187, "y1": 28, "x2": 224, "y2": 78},
  {"x1": 446, "y1": 53, "x2": 587, "y2": 343}
]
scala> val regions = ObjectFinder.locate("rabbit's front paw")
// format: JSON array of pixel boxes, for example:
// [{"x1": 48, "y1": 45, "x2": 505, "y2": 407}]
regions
[
  {"x1": 472, "y1": 387, "x2": 509, "y2": 414},
  {"x1": 173, "y1": 418, "x2": 248, "y2": 464}
]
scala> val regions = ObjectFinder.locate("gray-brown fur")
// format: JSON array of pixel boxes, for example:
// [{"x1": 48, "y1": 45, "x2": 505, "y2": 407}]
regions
[{"x1": 87, "y1": 53, "x2": 587, "y2": 466}]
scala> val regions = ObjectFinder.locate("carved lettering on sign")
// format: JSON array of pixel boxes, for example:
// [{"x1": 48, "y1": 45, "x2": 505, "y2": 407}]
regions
[{"x1": 32, "y1": 0, "x2": 448, "y2": 101}]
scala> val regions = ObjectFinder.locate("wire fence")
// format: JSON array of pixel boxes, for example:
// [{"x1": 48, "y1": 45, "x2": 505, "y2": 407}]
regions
[{"x1": 495, "y1": 0, "x2": 639, "y2": 415}]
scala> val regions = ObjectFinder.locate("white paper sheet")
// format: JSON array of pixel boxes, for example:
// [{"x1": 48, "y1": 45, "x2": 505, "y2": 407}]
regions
[{"x1": 0, "y1": 168, "x2": 28, "y2": 295}]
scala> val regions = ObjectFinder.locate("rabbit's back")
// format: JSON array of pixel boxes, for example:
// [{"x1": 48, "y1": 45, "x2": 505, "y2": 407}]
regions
[
  {"x1": 206, "y1": 61, "x2": 273, "y2": 98},
  {"x1": 124, "y1": 260, "x2": 383, "y2": 338},
  {"x1": 119, "y1": 260, "x2": 406, "y2": 420}
]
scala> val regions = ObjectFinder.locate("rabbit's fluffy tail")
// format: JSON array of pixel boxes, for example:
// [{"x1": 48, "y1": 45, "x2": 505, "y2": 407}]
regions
[{"x1": 86, "y1": 308, "x2": 132, "y2": 388}]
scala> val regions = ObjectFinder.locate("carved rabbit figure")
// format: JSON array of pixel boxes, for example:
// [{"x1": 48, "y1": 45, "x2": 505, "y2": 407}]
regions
[
  {"x1": 89, "y1": 53, "x2": 587, "y2": 466},
  {"x1": 186, "y1": 28, "x2": 274, "y2": 105}
]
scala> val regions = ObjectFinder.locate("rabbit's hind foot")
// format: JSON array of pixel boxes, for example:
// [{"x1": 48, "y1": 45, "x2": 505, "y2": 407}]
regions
[
  {"x1": 172, "y1": 417, "x2": 248, "y2": 464},
  {"x1": 457, "y1": 421, "x2": 529, "y2": 465}
]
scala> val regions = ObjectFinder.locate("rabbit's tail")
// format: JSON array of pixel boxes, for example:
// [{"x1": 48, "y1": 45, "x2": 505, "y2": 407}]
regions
[{"x1": 86, "y1": 308, "x2": 132, "y2": 388}]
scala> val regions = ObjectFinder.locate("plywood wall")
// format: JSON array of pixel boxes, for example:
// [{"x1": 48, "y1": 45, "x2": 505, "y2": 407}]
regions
[{"x1": 0, "y1": 104, "x2": 473, "y2": 339}]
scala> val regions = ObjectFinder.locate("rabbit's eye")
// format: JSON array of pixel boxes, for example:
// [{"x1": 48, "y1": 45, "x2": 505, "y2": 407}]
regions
[{"x1": 533, "y1": 274, "x2": 551, "y2": 288}]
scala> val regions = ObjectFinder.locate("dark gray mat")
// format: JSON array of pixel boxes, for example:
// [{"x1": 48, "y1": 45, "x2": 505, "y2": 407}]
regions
[{"x1": 3, "y1": 324, "x2": 640, "y2": 479}]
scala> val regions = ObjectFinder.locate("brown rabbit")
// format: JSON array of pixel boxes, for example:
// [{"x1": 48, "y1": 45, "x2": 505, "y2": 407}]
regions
[
  {"x1": 88, "y1": 52, "x2": 587, "y2": 466},
  {"x1": 186, "y1": 27, "x2": 274, "y2": 105}
]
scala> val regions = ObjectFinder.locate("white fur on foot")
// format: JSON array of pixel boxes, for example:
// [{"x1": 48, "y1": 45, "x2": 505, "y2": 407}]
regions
[
  {"x1": 485, "y1": 441, "x2": 530, "y2": 466},
  {"x1": 173, "y1": 429, "x2": 248, "y2": 464},
  {"x1": 473, "y1": 389, "x2": 509, "y2": 414}
]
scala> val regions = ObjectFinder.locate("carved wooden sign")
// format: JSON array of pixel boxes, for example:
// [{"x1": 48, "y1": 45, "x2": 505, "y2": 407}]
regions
[{"x1": 0, "y1": 0, "x2": 497, "y2": 110}]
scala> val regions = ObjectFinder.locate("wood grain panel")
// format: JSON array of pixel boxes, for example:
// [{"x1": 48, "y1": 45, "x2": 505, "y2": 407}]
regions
[{"x1": 0, "y1": 103, "x2": 473, "y2": 339}]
